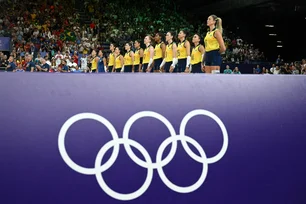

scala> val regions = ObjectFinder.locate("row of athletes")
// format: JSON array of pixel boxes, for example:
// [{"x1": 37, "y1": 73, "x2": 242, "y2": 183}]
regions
[{"x1": 89, "y1": 14, "x2": 226, "y2": 74}]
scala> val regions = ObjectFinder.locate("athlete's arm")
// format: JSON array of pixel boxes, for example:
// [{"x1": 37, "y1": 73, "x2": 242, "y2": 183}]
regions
[
  {"x1": 120, "y1": 55, "x2": 125, "y2": 72},
  {"x1": 199, "y1": 45, "x2": 205, "y2": 62},
  {"x1": 148, "y1": 46, "x2": 154, "y2": 68},
  {"x1": 130, "y1": 51, "x2": 135, "y2": 70},
  {"x1": 139, "y1": 48, "x2": 143, "y2": 71},
  {"x1": 200, "y1": 45, "x2": 205, "y2": 72},
  {"x1": 185, "y1": 41, "x2": 191, "y2": 70},
  {"x1": 171, "y1": 43, "x2": 178, "y2": 68},
  {"x1": 202, "y1": 49, "x2": 206, "y2": 66},
  {"x1": 161, "y1": 43, "x2": 166, "y2": 59},
  {"x1": 214, "y1": 30, "x2": 226, "y2": 53},
  {"x1": 120, "y1": 55, "x2": 124, "y2": 68},
  {"x1": 95, "y1": 57, "x2": 99, "y2": 72},
  {"x1": 103, "y1": 57, "x2": 107, "y2": 72}
]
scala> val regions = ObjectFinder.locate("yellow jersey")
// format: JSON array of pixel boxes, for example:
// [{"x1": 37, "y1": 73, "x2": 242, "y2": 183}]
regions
[
  {"x1": 191, "y1": 45, "x2": 202, "y2": 65},
  {"x1": 108, "y1": 52, "x2": 115, "y2": 66},
  {"x1": 165, "y1": 42, "x2": 174, "y2": 62},
  {"x1": 143, "y1": 45, "x2": 151, "y2": 64},
  {"x1": 154, "y1": 42, "x2": 163, "y2": 59},
  {"x1": 124, "y1": 51, "x2": 133, "y2": 65},
  {"x1": 177, "y1": 40, "x2": 187, "y2": 59},
  {"x1": 204, "y1": 29, "x2": 220, "y2": 52},
  {"x1": 115, "y1": 55, "x2": 122, "y2": 69},
  {"x1": 91, "y1": 57, "x2": 97, "y2": 70},
  {"x1": 134, "y1": 48, "x2": 140, "y2": 65}
]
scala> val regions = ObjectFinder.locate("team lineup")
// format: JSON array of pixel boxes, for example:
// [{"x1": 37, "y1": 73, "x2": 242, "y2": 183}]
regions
[
  {"x1": 87, "y1": 15, "x2": 225, "y2": 74},
  {"x1": 4, "y1": 15, "x2": 225, "y2": 74}
]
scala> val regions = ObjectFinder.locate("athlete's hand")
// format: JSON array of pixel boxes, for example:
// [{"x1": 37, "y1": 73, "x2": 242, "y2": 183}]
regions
[
  {"x1": 201, "y1": 65, "x2": 205, "y2": 73},
  {"x1": 170, "y1": 66, "x2": 174, "y2": 73},
  {"x1": 185, "y1": 67, "x2": 190, "y2": 73},
  {"x1": 159, "y1": 66, "x2": 164, "y2": 72}
]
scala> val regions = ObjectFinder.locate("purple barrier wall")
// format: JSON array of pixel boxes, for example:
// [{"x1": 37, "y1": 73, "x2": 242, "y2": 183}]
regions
[{"x1": 1, "y1": 73, "x2": 306, "y2": 204}]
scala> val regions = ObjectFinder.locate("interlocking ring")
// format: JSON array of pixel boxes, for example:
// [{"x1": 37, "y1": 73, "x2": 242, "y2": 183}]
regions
[
  {"x1": 122, "y1": 111, "x2": 177, "y2": 169},
  {"x1": 58, "y1": 113, "x2": 120, "y2": 175},
  {"x1": 58, "y1": 109, "x2": 229, "y2": 201},
  {"x1": 180, "y1": 109, "x2": 229, "y2": 164}
]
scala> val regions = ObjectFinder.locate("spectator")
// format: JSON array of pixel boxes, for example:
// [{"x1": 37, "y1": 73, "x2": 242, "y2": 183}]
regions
[
  {"x1": 223, "y1": 65, "x2": 232, "y2": 74},
  {"x1": 5, "y1": 56, "x2": 16, "y2": 72},
  {"x1": 232, "y1": 67, "x2": 241, "y2": 74},
  {"x1": 273, "y1": 66, "x2": 280, "y2": 74},
  {"x1": 36, "y1": 58, "x2": 50, "y2": 72}
]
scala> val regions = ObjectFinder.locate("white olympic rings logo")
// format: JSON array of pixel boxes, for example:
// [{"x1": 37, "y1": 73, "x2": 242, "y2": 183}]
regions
[{"x1": 58, "y1": 109, "x2": 229, "y2": 201}]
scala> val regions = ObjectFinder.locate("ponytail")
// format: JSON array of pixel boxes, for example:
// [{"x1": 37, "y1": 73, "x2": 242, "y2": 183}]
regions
[
  {"x1": 210, "y1": 15, "x2": 223, "y2": 35},
  {"x1": 145, "y1": 35, "x2": 155, "y2": 46},
  {"x1": 167, "y1": 31, "x2": 177, "y2": 44},
  {"x1": 215, "y1": 17, "x2": 223, "y2": 35}
]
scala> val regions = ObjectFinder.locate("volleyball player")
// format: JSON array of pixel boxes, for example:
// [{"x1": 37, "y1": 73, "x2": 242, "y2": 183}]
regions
[
  {"x1": 142, "y1": 35, "x2": 154, "y2": 72},
  {"x1": 107, "y1": 43, "x2": 115, "y2": 72},
  {"x1": 112, "y1": 47, "x2": 124, "y2": 72},
  {"x1": 123, "y1": 42, "x2": 134, "y2": 72},
  {"x1": 133, "y1": 40, "x2": 143, "y2": 72},
  {"x1": 203, "y1": 15, "x2": 226, "y2": 74},
  {"x1": 98, "y1": 50, "x2": 107, "y2": 72},
  {"x1": 190, "y1": 34, "x2": 205, "y2": 73},
  {"x1": 153, "y1": 32, "x2": 165, "y2": 72},
  {"x1": 177, "y1": 30, "x2": 191, "y2": 73},
  {"x1": 90, "y1": 50, "x2": 99, "y2": 73},
  {"x1": 159, "y1": 31, "x2": 178, "y2": 73}
]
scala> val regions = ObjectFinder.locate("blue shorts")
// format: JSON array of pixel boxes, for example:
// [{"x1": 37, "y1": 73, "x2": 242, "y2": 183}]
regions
[
  {"x1": 107, "y1": 66, "x2": 113, "y2": 72},
  {"x1": 154, "y1": 58, "x2": 162, "y2": 71},
  {"x1": 177, "y1": 59, "x2": 187, "y2": 72},
  {"x1": 205, "y1": 50, "x2": 222, "y2": 66},
  {"x1": 164, "y1": 62, "x2": 173, "y2": 73},
  {"x1": 142, "y1": 63, "x2": 148, "y2": 72},
  {"x1": 191, "y1": 63, "x2": 202, "y2": 73},
  {"x1": 124, "y1": 65, "x2": 132, "y2": 72}
]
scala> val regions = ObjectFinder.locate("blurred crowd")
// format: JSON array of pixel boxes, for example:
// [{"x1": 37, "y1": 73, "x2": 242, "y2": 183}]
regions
[
  {"x1": 222, "y1": 33, "x2": 266, "y2": 64},
  {"x1": 222, "y1": 60, "x2": 306, "y2": 75}
]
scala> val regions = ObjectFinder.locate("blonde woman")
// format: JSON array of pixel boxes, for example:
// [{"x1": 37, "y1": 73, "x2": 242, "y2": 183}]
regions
[
  {"x1": 142, "y1": 35, "x2": 154, "y2": 72},
  {"x1": 203, "y1": 15, "x2": 226, "y2": 74}
]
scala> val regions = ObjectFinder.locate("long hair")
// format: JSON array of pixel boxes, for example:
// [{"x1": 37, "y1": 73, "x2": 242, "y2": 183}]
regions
[
  {"x1": 124, "y1": 42, "x2": 132, "y2": 54},
  {"x1": 210, "y1": 14, "x2": 223, "y2": 34},
  {"x1": 180, "y1": 29, "x2": 189, "y2": 39},
  {"x1": 155, "y1": 32, "x2": 165, "y2": 43},
  {"x1": 135, "y1": 39, "x2": 144, "y2": 50},
  {"x1": 193, "y1": 33, "x2": 203, "y2": 46},
  {"x1": 146, "y1": 35, "x2": 154, "y2": 46},
  {"x1": 167, "y1": 31, "x2": 176, "y2": 44},
  {"x1": 110, "y1": 43, "x2": 116, "y2": 52}
]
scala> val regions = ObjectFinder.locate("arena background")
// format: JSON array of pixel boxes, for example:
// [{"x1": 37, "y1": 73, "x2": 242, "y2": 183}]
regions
[
  {"x1": 1, "y1": 1, "x2": 306, "y2": 203},
  {"x1": 175, "y1": 0, "x2": 305, "y2": 61}
]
